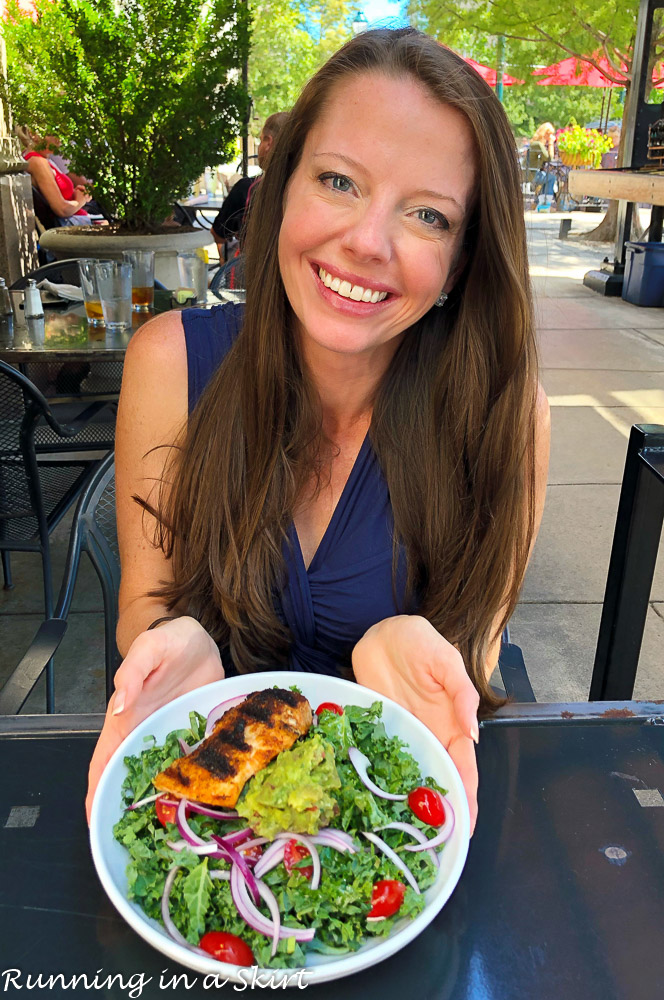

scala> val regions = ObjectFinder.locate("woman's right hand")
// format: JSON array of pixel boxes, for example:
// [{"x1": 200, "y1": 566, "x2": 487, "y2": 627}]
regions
[{"x1": 85, "y1": 616, "x2": 224, "y2": 822}]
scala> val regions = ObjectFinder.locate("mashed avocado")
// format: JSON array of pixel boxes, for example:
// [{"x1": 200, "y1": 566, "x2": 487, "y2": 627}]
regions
[{"x1": 236, "y1": 733, "x2": 341, "y2": 838}]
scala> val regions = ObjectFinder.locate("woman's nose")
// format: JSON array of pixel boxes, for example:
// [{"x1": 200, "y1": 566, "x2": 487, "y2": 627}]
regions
[{"x1": 340, "y1": 202, "x2": 393, "y2": 263}]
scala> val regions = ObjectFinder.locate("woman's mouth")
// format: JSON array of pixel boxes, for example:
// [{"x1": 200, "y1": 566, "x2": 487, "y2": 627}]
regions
[{"x1": 317, "y1": 266, "x2": 390, "y2": 304}]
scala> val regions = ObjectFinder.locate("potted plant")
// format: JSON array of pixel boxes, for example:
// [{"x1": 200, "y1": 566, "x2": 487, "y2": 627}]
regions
[
  {"x1": 2, "y1": 0, "x2": 250, "y2": 282},
  {"x1": 557, "y1": 119, "x2": 613, "y2": 169}
]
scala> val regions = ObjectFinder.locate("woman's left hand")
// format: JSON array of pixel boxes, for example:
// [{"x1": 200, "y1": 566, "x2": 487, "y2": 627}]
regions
[{"x1": 352, "y1": 615, "x2": 480, "y2": 833}]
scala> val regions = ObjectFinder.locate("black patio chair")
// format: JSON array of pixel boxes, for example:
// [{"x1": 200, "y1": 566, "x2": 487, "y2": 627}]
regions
[
  {"x1": 210, "y1": 254, "x2": 245, "y2": 299},
  {"x1": 0, "y1": 362, "x2": 116, "y2": 709},
  {"x1": 590, "y1": 424, "x2": 664, "y2": 701},
  {"x1": 0, "y1": 451, "x2": 119, "y2": 715},
  {"x1": 10, "y1": 257, "x2": 82, "y2": 290}
]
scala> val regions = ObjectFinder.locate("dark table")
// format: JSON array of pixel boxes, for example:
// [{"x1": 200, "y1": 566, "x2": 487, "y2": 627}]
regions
[
  {"x1": 1, "y1": 701, "x2": 663, "y2": 999},
  {"x1": 0, "y1": 289, "x2": 225, "y2": 364}
]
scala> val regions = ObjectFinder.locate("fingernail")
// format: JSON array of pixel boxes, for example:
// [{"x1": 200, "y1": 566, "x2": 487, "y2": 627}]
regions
[
  {"x1": 112, "y1": 691, "x2": 125, "y2": 716},
  {"x1": 470, "y1": 724, "x2": 479, "y2": 744}
]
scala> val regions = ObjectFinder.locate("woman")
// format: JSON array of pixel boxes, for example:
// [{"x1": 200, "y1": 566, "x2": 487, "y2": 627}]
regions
[
  {"x1": 86, "y1": 28, "x2": 550, "y2": 830},
  {"x1": 20, "y1": 128, "x2": 92, "y2": 226}
]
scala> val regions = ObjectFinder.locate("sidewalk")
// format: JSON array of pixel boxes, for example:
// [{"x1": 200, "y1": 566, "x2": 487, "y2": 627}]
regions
[{"x1": 1, "y1": 212, "x2": 663, "y2": 711}]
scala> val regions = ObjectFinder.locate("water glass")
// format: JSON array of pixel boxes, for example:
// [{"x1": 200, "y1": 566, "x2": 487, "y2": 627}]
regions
[
  {"x1": 94, "y1": 261, "x2": 132, "y2": 330},
  {"x1": 122, "y1": 249, "x2": 155, "y2": 311},
  {"x1": 78, "y1": 258, "x2": 110, "y2": 326},
  {"x1": 177, "y1": 251, "x2": 207, "y2": 305}
]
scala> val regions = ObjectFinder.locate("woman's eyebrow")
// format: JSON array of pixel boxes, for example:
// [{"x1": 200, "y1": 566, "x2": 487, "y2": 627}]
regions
[{"x1": 312, "y1": 151, "x2": 364, "y2": 171}]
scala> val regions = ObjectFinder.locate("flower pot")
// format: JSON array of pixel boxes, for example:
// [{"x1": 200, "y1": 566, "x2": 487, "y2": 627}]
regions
[
  {"x1": 38, "y1": 226, "x2": 213, "y2": 290},
  {"x1": 559, "y1": 151, "x2": 592, "y2": 168}
]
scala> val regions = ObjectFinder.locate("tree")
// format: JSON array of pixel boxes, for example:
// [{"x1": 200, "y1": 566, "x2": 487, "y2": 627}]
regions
[
  {"x1": 248, "y1": 0, "x2": 356, "y2": 129},
  {"x1": 2, "y1": 0, "x2": 250, "y2": 230},
  {"x1": 409, "y1": 0, "x2": 657, "y2": 239}
]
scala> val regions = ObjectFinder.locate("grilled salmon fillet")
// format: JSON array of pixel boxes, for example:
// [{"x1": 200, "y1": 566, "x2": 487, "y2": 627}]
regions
[{"x1": 153, "y1": 688, "x2": 313, "y2": 807}]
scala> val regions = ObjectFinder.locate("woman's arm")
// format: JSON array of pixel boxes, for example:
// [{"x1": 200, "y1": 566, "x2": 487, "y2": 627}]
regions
[
  {"x1": 86, "y1": 312, "x2": 224, "y2": 818},
  {"x1": 25, "y1": 155, "x2": 90, "y2": 218}
]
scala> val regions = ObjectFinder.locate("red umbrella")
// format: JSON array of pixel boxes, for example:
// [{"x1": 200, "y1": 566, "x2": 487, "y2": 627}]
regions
[
  {"x1": 464, "y1": 57, "x2": 523, "y2": 87},
  {"x1": 533, "y1": 54, "x2": 628, "y2": 88}
]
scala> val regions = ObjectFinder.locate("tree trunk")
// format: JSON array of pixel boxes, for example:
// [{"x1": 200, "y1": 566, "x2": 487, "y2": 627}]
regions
[{"x1": 577, "y1": 200, "x2": 645, "y2": 242}]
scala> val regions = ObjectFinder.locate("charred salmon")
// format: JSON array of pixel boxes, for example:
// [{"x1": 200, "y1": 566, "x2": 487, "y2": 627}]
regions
[{"x1": 153, "y1": 687, "x2": 312, "y2": 807}]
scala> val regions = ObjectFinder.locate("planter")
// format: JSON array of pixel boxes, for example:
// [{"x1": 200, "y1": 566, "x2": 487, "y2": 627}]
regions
[
  {"x1": 38, "y1": 226, "x2": 213, "y2": 290},
  {"x1": 559, "y1": 151, "x2": 593, "y2": 169}
]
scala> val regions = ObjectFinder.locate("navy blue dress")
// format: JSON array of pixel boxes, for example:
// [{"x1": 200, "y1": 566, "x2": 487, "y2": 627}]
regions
[{"x1": 183, "y1": 303, "x2": 409, "y2": 678}]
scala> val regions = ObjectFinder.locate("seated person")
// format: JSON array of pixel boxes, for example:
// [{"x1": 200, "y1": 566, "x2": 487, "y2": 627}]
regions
[
  {"x1": 18, "y1": 127, "x2": 93, "y2": 228},
  {"x1": 211, "y1": 112, "x2": 290, "y2": 253}
]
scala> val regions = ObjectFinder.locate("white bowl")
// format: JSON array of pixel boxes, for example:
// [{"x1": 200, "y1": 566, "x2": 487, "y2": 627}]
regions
[{"x1": 90, "y1": 671, "x2": 470, "y2": 986}]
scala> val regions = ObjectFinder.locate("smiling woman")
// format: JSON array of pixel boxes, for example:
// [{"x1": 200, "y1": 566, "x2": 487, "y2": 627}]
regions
[{"x1": 86, "y1": 28, "x2": 550, "y2": 832}]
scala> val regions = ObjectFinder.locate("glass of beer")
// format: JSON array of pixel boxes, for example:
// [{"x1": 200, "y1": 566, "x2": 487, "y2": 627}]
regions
[
  {"x1": 122, "y1": 249, "x2": 155, "y2": 311},
  {"x1": 78, "y1": 258, "x2": 109, "y2": 326}
]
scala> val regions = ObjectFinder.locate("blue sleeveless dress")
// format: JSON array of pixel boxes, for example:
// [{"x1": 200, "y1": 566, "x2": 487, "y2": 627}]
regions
[{"x1": 183, "y1": 303, "x2": 409, "y2": 678}]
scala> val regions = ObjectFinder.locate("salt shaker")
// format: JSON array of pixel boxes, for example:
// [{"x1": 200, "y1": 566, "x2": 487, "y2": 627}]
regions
[{"x1": 24, "y1": 279, "x2": 45, "y2": 345}]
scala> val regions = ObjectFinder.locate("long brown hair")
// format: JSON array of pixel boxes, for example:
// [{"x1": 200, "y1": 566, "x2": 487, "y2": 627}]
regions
[{"x1": 150, "y1": 28, "x2": 538, "y2": 712}]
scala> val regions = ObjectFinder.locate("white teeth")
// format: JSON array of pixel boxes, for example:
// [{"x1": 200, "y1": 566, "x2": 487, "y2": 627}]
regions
[{"x1": 317, "y1": 266, "x2": 388, "y2": 303}]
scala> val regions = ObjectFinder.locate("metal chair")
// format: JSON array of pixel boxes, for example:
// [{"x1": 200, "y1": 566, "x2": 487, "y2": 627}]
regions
[
  {"x1": 0, "y1": 362, "x2": 116, "y2": 708},
  {"x1": 590, "y1": 424, "x2": 664, "y2": 701},
  {"x1": 0, "y1": 451, "x2": 119, "y2": 715},
  {"x1": 10, "y1": 258, "x2": 83, "y2": 290},
  {"x1": 210, "y1": 254, "x2": 245, "y2": 299}
]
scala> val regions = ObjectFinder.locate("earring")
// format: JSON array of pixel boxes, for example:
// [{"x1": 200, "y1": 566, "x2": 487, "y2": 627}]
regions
[{"x1": 434, "y1": 291, "x2": 448, "y2": 308}]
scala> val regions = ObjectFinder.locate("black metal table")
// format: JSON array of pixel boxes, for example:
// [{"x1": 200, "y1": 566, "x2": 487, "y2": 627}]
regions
[{"x1": 1, "y1": 702, "x2": 663, "y2": 999}]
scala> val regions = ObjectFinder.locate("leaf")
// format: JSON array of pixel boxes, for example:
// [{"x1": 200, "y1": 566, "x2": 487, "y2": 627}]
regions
[{"x1": 182, "y1": 859, "x2": 211, "y2": 943}]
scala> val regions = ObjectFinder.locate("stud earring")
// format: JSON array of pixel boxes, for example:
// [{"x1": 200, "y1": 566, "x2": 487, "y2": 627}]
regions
[{"x1": 434, "y1": 291, "x2": 448, "y2": 308}]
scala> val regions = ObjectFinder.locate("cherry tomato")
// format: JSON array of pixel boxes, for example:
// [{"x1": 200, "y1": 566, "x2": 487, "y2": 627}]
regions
[
  {"x1": 199, "y1": 930, "x2": 256, "y2": 966},
  {"x1": 408, "y1": 786, "x2": 446, "y2": 827},
  {"x1": 367, "y1": 879, "x2": 406, "y2": 919},
  {"x1": 240, "y1": 842, "x2": 263, "y2": 863},
  {"x1": 316, "y1": 702, "x2": 343, "y2": 716},
  {"x1": 155, "y1": 797, "x2": 178, "y2": 827},
  {"x1": 283, "y1": 839, "x2": 314, "y2": 880}
]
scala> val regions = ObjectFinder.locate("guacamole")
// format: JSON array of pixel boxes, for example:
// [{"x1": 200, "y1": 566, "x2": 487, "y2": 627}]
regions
[{"x1": 236, "y1": 733, "x2": 341, "y2": 838}]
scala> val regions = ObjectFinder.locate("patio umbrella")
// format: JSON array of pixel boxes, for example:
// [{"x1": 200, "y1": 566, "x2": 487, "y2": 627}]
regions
[
  {"x1": 464, "y1": 57, "x2": 523, "y2": 87},
  {"x1": 533, "y1": 54, "x2": 632, "y2": 88}
]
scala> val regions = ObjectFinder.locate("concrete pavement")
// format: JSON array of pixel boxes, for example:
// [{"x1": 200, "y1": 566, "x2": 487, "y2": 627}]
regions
[{"x1": 1, "y1": 211, "x2": 663, "y2": 711}]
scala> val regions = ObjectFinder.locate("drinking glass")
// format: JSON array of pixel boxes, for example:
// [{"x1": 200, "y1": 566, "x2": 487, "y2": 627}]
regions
[
  {"x1": 78, "y1": 258, "x2": 110, "y2": 326},
  {"x1": 94, "y1": 261, "x2": 132, "y2": 330},
  {"x1": 177, "y1": 251, "x2": 207, "y2": 305},
  {"x1": 122, "y1": 249, "x2": 155, "y2": 311}
]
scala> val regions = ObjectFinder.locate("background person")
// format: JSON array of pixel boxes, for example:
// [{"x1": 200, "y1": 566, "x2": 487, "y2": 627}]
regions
[
  {"x1": 86, "y1": 29, "x2": 550, "y2": 831},
  {"x1": 18, "y1": 127, "x2": 93, "y2": 227},
  {"x1": 211, "y1": 112, "x2": 290, "y2": 253}
]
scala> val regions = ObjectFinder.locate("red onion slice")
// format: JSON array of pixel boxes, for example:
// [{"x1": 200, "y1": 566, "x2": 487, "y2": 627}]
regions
[
  {"x1": 185, "y1": 802, "x2": 239, "y2": 820},
  {"x1": 348, "y1": 747, "x2": 407, "y2": 801},
  {"x1": 217, "y1": 827, "x2": 254, "y2": 847},
  {"x1": 230, "y1": 864, "x2": 314, "y2": 945},
  {"x1": 253, "y1": 840, "x2": 286, "y2": 879},
  {"x1": 210, "y1": 836, "x2": 260, "y2": 903},
  {"x1": 167, "y1": 839, "x2": 218, "y2": 856},
  {"x1": 402, "y1": 797, "x2": 455, "y2": 850},
  {"x1": 311, "y1": 831, "x2": 357, "y2": 854},
  {"x1": 126, "y1": 792, "x2": 161, "y2": 811},
  {"x1": 176, "y1": 798, "x2": 208, "y2": 847},
  {"x1": 362, "y1": 832, "x2": 421, "y2": 895},
  {"x1": 375, "y1": 822, "x2": 440, "y2": 868},
  {"x1": 274, "y1": 832, "x2": 321, "y2": 890},
  {"x1": 205, "y1": 695, "x2": 247, "y2": 737},
  {"x1": 317, "y1": 827, "x2": 356, "y2": 849}
]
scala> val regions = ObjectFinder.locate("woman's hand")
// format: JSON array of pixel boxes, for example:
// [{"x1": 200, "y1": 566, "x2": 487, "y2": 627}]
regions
[
  {"x1": 352, "y1": 615, "x2": 480, "y2": 833},
  {"x1": 86, "y1": 616, "x2": 224, "y2": 822}
]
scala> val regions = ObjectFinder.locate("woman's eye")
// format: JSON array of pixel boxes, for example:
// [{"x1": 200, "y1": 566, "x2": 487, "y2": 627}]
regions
[
  {"x1": 416, "y1": 208, "x2": 449, "y2": 230},
  {"x1": 320, "y1": 172, "x2": 352, "y2": 193}
]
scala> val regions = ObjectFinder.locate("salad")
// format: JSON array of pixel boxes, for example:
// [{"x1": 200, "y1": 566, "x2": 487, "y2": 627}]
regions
[{"x1": 113, "y1": 693, "x2": 455, "y2": 970}]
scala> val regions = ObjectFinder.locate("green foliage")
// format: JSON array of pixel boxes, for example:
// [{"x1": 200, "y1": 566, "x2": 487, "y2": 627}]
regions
[
  {"x1": 503, "y1": 85, "x2": 622, "y2": 137},
  {"x1": 3, "y1": 0, "x2": 251, "y2": 230},
  {"x1": 247, "y1": 0, "x2": 355, "y2": 130}
]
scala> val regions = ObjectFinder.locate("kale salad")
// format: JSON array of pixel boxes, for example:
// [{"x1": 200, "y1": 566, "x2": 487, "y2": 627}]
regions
[{"x1": 112, "y1": 695, "x2": 455, "y2": 970}]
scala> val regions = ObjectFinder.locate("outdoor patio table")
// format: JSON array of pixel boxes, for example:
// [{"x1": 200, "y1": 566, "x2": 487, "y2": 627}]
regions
[
  {"x1": 0, "y1": 289, "x2": 220, "y2": 364},
  {"x1": 1, "y1": 701, "x2": 663, "y2": 999}
]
